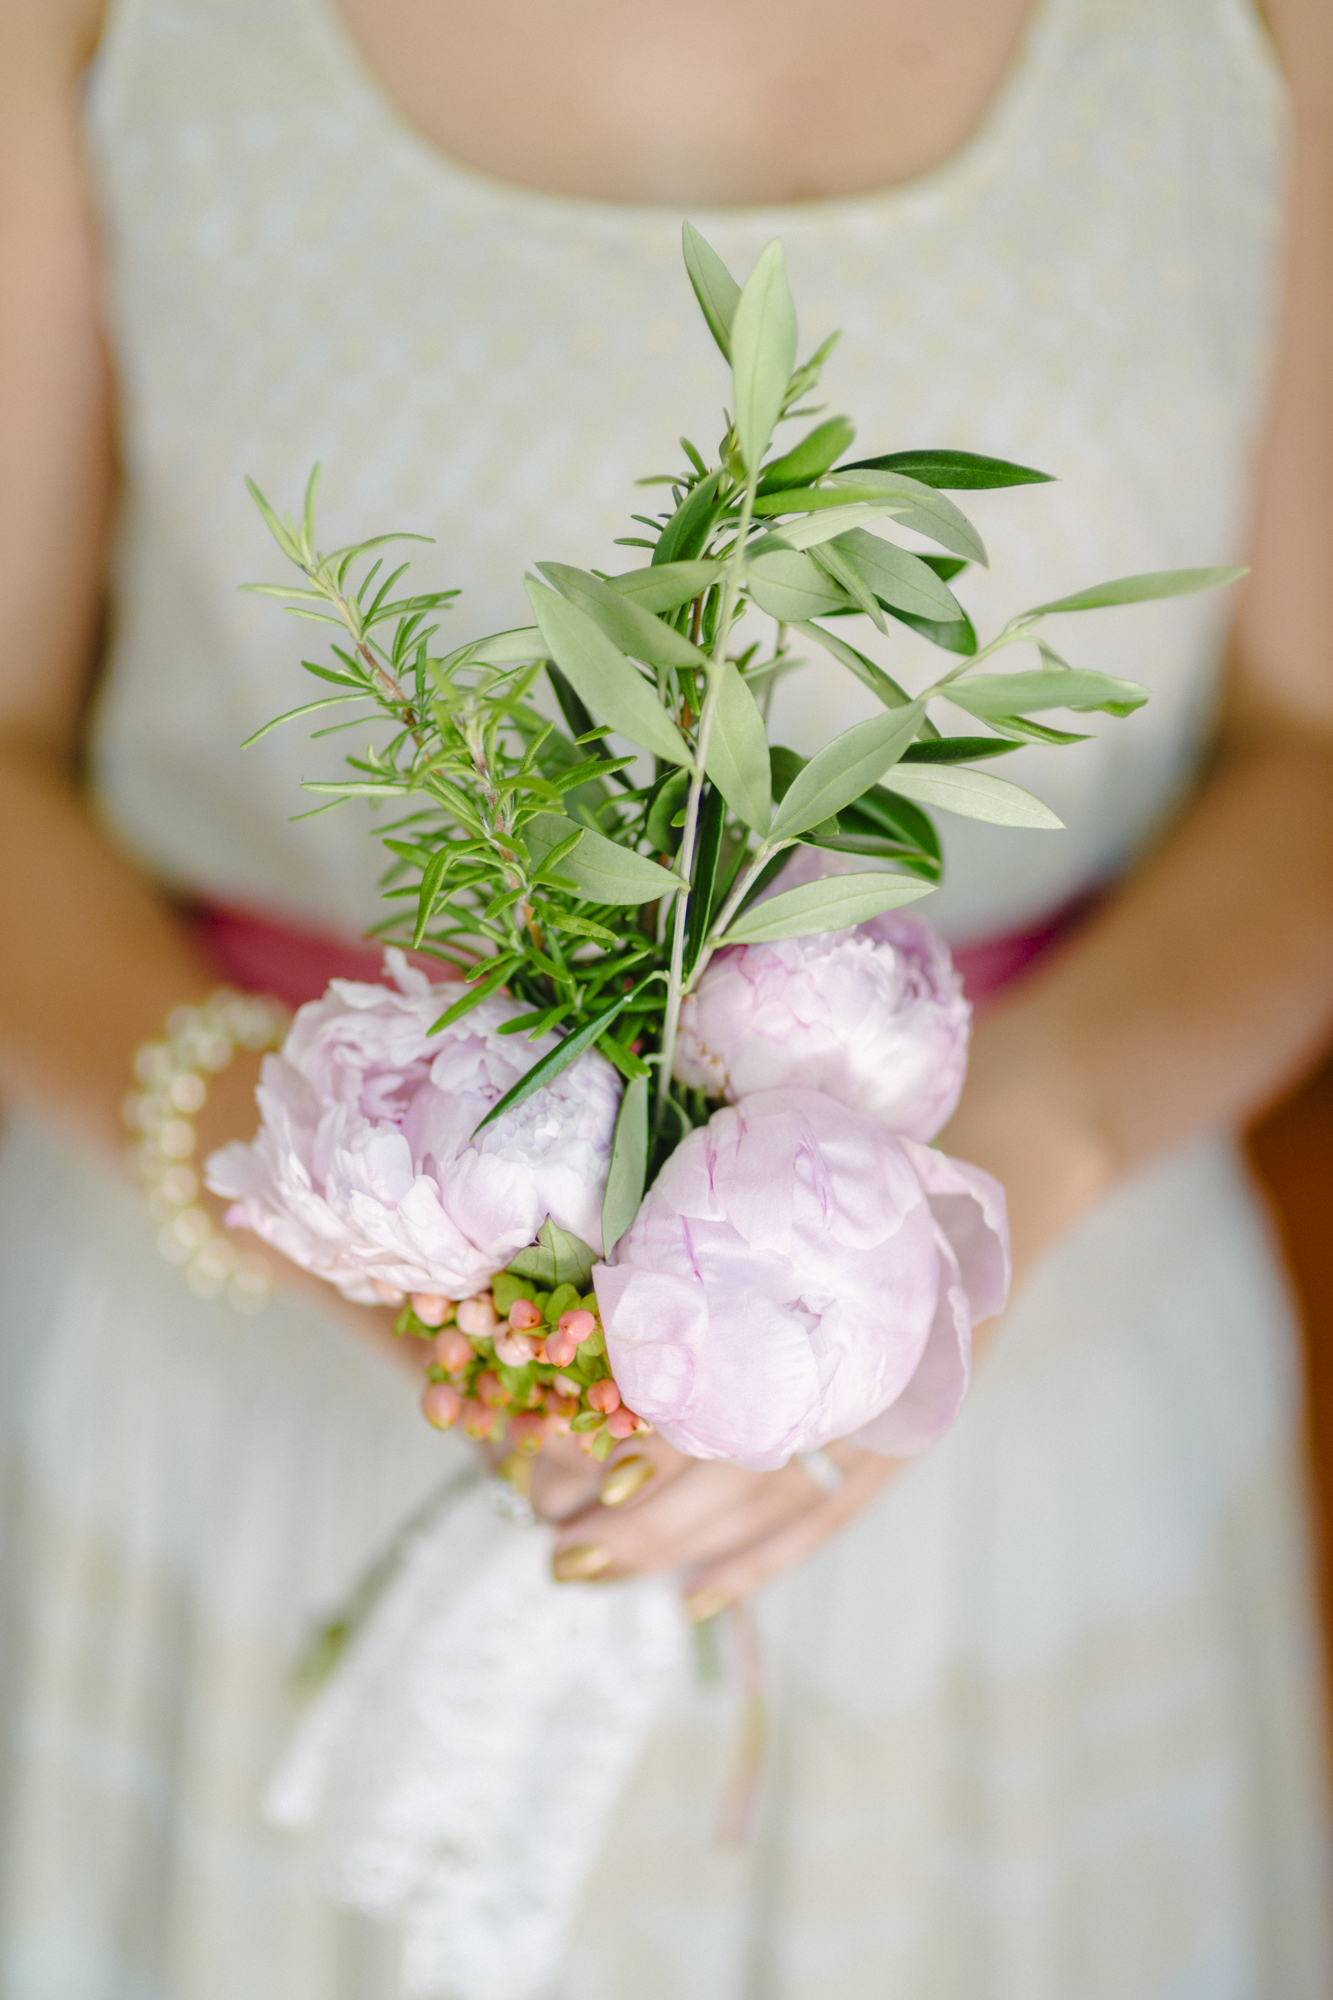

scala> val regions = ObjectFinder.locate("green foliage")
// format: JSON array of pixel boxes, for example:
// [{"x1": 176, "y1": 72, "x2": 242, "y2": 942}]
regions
[
  {"x1": 682, "y1": 221, "x2": 741, "y2": 362},
  {"x1": 730, "y1": 240, "x2": 799, "y2": 475},
  {"x1": 1023, "y1": 567, "x2": 1247, "y2": 616},
  {"x1": 758, "y1": 417, "x2": 856, "y2": 493},
  {"x1": 839, "y1": 448, "x2": 1054, "y2": 490},
  {"x1": 602, "y1": 1072, "x2": 650, "y2": 1251},
  {"x1": 244, "y1": 226, "x2": 1242, "y2": 1183},
  {"x1": 721, "y1": 870, "x2": 934, "y2": 946},
  {"x1": 702, "y1": 661, "x2": 772, "y2": 834},
  {"x1": 506, "y1": 1220, "x2": 598, "y2": 1291},
  {"x1": 883, "y1": 763, "x2": 1065, "y2": 828},
  {"x1": 769, "y1": 704, "x2": 925, "y2": 840}
]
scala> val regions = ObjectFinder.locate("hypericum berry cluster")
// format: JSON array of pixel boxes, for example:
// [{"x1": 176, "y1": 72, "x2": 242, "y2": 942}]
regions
[{"x1": 378, "y1": 1272, "x2": 648, "y2": 1462}]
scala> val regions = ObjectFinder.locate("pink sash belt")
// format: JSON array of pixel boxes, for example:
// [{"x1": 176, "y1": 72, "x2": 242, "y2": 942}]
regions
[{"x1": 194, "y1": 895, "x2": 1096, "y2": 1015}]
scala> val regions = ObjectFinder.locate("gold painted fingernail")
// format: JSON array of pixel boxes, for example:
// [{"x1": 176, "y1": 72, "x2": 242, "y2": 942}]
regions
[
  {"x1": 551, "y1": 1543, "x2": 614, "y2": 1582},
  {"x1": 599, "y1": 1453, "x2": 656, "y2": 1508},
  {"x1": 683, "y1": 1585, "x2": 731, "y2": 1624}
]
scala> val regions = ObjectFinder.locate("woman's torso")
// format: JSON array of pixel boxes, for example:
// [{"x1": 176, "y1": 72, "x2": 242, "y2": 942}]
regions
[{"x1": 83, "y1": 0, "x2": 1286, "y2": 944}]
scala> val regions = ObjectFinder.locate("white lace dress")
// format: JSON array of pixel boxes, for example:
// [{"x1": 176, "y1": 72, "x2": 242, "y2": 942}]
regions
[{"x1": 1, "y1": 0, "x2": 1330, "y2": 1992}]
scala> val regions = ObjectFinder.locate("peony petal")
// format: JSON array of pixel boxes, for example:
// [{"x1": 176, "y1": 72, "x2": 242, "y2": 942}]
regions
[
  {"x1": 849, "y1": 1241, "x2": 972, "y2": 1457},
  {"x1": 595, "y1": 1266, "x2": 704, "y2": 1422},
  {"x1": 670, "y1": 861, "x2": 970, "y2": 1141},
  {"x1": 209, "y1": 979, "x2": 621, "y2": 1302},
  {"x1": 898, "y1": 1139, "x2": 1011, "y2": 1322},
  {"x1": 598, "y1": 1088, "x2": 967, "y2": 1466}
]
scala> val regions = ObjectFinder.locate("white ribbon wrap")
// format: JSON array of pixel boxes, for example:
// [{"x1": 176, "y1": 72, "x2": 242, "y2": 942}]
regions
[{"x1": 265, "y1": 1475, "x2": 687, "y2": 1999}]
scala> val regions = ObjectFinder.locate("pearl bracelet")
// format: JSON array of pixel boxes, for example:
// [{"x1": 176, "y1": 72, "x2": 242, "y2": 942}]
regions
[{"x1": 123, "y1": 989, "x2": 290, "y2": 1311}]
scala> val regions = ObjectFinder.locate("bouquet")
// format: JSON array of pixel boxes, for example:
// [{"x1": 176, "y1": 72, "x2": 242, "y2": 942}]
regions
[
  {"x1": 210, "y1": 223, "x2": 1239, "y2": 1476},
  {"x1": 203, "y1": 227, "x2": 1240, "y2": 1995}
]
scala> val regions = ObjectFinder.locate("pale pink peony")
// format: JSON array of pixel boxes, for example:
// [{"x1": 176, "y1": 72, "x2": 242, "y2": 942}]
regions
[
  {"x1": 674, "y1": 869, "x2": 969, "y2": 1142},
  {"x1": 593, "y1": 1087, "x2": 1007, "y2": 1470},
  {"x1": 206, "y1": 951, "x2": 621, "y2": 1304}
]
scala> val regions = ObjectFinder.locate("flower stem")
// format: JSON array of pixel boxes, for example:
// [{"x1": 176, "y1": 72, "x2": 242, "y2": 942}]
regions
[{"x1": 655, "y1": 471, "x2": 759, "y2": 1116}]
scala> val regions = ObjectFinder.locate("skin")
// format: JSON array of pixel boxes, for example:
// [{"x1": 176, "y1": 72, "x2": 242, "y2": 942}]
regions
[{"x1": 1, "y1": 0, "x2": 1332, "y2": 1617}]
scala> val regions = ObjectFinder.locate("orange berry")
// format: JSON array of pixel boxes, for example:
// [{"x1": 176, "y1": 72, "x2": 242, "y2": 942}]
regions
[
  {"x1": 588, "y1": 1379, "x2": 621, "y2": 1415},
  {"x1": 434, "y1": 1329, "x2": 474, "y2": 1373},
  {"x1": 410, "y1": 1293, "x2": 453, "y2": 1328},
  {"x1": 461, "y1": 1398, "x2": 495, "y2": 1439},
  {"x1": 507, "y1": 1410, "x2": 549, "y2": 1453},
  {"x1": 543, "y1": 1327, "x2": 579, "y2": 1368},
  {"x1": 420, "y1": 1382, "x2": 462, "y2": 1430},
  {"x1": 494, "y1": 1331, "x2": 538, "y2": 1367},
  {"x1": 457, "y1": 1295, "x2": 499, "y2": 1337}
]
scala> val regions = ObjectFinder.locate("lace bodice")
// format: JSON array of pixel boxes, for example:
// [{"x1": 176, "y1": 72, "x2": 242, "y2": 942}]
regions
[{"x1": 84, "y1": 0, "x2": 1285, "y2": 943}]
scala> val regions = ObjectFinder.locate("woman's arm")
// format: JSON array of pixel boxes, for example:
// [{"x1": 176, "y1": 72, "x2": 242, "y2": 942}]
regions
[
  {"x1": 944, "y1": 0, "x2": 1333, "y2": 1277},
  {"x1": 0, "y1": 0, "x2": 221, "y2": 1148},
  {"x1": 553, "y1": 0, "x2": 1333, "y2": 1601},
  {"x1": 0, "y1": 0, "x2": 414, "y2": 1366}
]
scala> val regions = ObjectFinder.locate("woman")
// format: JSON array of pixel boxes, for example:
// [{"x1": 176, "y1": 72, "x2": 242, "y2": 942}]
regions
[{"x1": 2, "y1": 0, "x2": 1332, "y2": 1992}]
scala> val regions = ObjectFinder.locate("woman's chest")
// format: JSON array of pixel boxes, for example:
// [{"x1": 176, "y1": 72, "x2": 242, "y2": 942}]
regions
[{"x1": 330, "y1": 0, "x2": 1034, "y2": 207}]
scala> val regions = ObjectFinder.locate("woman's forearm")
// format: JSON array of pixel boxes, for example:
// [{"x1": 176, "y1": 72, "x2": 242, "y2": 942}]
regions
[
  {"x1": 0, "y1": 739, "x2": 224, "y2": 1153},
  {"x1": 944, "y1": 722, "x2": 1333, "y2": 1278}
]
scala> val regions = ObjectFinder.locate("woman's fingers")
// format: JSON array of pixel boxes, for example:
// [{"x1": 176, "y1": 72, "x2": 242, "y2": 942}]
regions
[
  {"x1": 546, "y1": 1442, "x2": 902, "y2": 1606},
  {"x1": 524, "y1": 1425, "x2": 687, "y2": 1523},
  {"x1": 526, "y1": 1429, "x2": 626, "y2": 1521},
  {"x1": 551, "y1": 1452, "x2": 825, "y2": 1581},
  {"x1": 682, "y1": 1449, "x2": 900, "y2": 1614}
]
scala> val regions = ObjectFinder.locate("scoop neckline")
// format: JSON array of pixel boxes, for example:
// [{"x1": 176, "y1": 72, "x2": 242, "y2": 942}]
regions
[{"x1": 301, "y1": 0, "x2": 1064, "y2": 235}]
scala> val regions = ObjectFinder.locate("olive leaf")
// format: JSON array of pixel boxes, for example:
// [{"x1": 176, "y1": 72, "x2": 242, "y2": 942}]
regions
[
  {"x1": 601, "y1": 1072, "x2": 649, "y2": 1252},
  {"x1": 882, "y1": 763, "x2": 1064, "y2": 828},
  {"x1": 747, "y1": 548, "x2": 851, "y2": 622},
  {"x1": 721, "y1": 870, "x2": 932, "y2": 946},
  {"x1": 526, "y1": 579, "x2": 689, "y2": 766},
  {"x1": 730, "y1": 240, "x2": 798, "y2": 477},
  {"x1": 653, "y1": 470, "x2": 724, "y2": 566},
  {"x1": 755, "y1": 501, "x2": 910, "y2": 551},
  {"x1": 610, "y1": 559, "x2": 721, "y2": 614},
  {"x1": 645, "y1": 768, "x2": 692, "y2": 850},
  {"x1": 947, "y1": 669, "x2": 1149, "y2": 719},
  {"x1": 524, "y1": 812, "x2": 682, "y2": 903},
  {"x1": 827, "y1": 528, "x2": 964, "y2": 621},
  {"x1": 537, "y1": 561, "x2": 706, "y2": 670},
  {"x1": 702, "y1": 661, "x2": 772, "y2": 833},
  {"x1": 758, "y1": 416, "x2": 856, "y2": 493},
  {"x1": 463, "y1": 625, "x2": 547, "y2": 665},
  {"x1": 682, "y1": 221, "x2": 741, "y2": 362},
  {"x1": 1022, "y1": 566, "x2": 1247, "y2": 615},
  {"x1": 901, "y1": 734, "x2": 1018, "y2": 763},
  {"x1": 807, "y1": 541, "x2": 887, "y2": 631},
  {"x1": 839, "y1": 448, "x2": 1054, "y2": 490},
  {"x1": 769, "y1": 702, "x2": 925, "y2": 839},
  {"x1": 822, "y1": 472, "x2": 988, "y2": 566}
]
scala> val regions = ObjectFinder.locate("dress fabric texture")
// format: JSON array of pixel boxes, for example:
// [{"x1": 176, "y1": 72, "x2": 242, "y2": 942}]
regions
[{"x1": 2, "y1": 0, "x2": 1331, "y2": 1992}]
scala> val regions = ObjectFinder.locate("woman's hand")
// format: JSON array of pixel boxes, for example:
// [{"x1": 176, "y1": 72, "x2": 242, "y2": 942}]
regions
[
  {"x1": 523, "y1": 988, "x2": 1110, "y2": 1615},
  {"x1": 535, "y1": 1429, "x2": 900, "y2": 1618}
]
